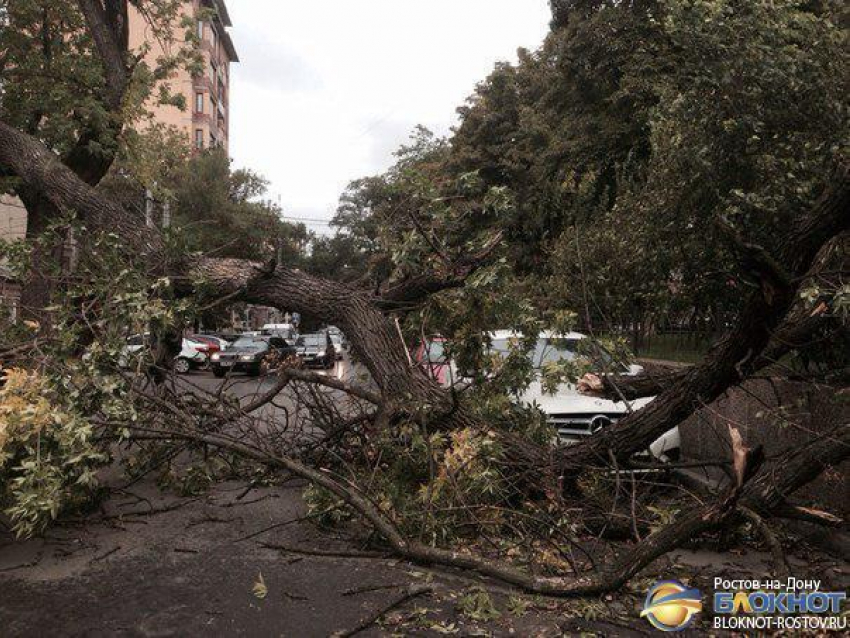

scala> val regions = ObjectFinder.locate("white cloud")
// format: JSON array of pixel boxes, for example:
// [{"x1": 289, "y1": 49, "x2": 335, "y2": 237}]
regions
[{"x1": 226, "y1": 0, "x2": 550, "y2": 229}]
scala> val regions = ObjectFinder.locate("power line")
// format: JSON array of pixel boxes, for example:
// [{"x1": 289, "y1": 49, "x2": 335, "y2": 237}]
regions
[
  {"x1": 1, "y1": 197, "x2": 342, "y2": 235},
  {"x1": 280, "y1": 215, "x2": 334, "y2": 226}
]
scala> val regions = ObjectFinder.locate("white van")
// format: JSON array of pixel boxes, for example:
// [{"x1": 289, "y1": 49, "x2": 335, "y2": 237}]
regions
[{"x1": 261, "y1": 323, "x2": 296, "y2": 339}]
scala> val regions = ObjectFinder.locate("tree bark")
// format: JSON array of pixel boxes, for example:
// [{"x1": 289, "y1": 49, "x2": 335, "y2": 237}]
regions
[
  {"x1": 200, "y1": 258, "x2": 467, "y2": 420},
  {"x1": 14, "y1": 1, "x2": 132, "y2": 316},
  {"x1": 740, "y1": 422, "x2": 849, "y2": 516},
  {"x1": 0, "y1": 119, "x2": 162, "y2": 256}
]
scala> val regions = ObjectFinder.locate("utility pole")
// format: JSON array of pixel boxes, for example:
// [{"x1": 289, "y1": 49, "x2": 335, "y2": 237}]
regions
[{"x1": 162, "y1": 200, "x2": 171, "y2": 229}]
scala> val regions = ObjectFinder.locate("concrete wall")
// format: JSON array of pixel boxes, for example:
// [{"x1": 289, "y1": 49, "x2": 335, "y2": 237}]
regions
[{"x1": 0, "y1": 195, "x2": 26, "y2": 242}]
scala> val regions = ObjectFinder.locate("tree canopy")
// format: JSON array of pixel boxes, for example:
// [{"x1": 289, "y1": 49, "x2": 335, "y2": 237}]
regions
[
  {"x1": 168, "y1": 149, "x2": 309, "y2": 264},
  {"x1": 0, "y1": 0, "x2": 847, "y2": 610},
  {"x1": 327, "y1": 0, "x2": 848, "y2": 341}
]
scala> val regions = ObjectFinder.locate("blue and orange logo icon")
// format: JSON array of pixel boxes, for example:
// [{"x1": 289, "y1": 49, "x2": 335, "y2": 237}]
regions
[{"x1": 641, "y1": 580, "x2": 702, "y2": 631}]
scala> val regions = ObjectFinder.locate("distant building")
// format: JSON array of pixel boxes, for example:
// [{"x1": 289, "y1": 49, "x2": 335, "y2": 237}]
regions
[
  {"x1": 129, "y1": 0, "x2": 239, "y2": 152},
  {"x1": 0, "y1": 1, "x2": 238, "y2": 318}
]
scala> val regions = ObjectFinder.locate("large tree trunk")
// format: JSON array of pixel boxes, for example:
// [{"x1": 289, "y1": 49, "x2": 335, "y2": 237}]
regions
[
  {"x1": 135, "y1": 419, "x2": 846, "y2": 597},
  {"x1": 201, "y1": 259, "x2": 472, "y2": 425},
  {"x1": 17, "y1": 189, "x2": 59, "y2": 319},
  {"x1": 13, "y1": 0, "x2": 131, "y2": 319}
]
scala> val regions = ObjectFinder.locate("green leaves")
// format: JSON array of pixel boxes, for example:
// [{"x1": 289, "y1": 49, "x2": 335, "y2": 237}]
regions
[
  {"x1": 457, "y1": 587, "x2": 501, "y2": 622},
  {"x1": 0, "y1": 369, "x2": 109, "y2": 538},
  {"x1": 166, "y1": 149, "x2": 308, "y2": 265},
  {"x1": 0, "y1": 0, "x2": 198, "y2": 172}
]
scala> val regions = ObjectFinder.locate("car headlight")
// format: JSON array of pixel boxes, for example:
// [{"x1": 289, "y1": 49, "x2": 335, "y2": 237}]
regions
[
  {"x1": 317, "y1": 350, "x2": 326, "y2": 357},
  {"x1": 240, "y1": 355, "x2": 256, "y2": 362},
  {"x1": 211, "y1": 353, "x2": 220, "y2": 362}
]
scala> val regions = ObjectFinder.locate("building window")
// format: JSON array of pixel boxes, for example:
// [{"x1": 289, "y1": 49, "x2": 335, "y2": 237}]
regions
[
  {"x1": 194, "y1": 128, "x2": 204, "y2": 150},
  {"x1": 195, "y1": 92, "x2": 204, "y2": 114},
  {"x1": 197, "y1": 20, "x2": 204, "y2": 40}
]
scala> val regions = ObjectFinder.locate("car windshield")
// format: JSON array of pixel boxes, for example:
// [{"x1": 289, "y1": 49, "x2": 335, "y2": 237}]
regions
[
  {"x1": 231, "y1": 338, "x2": 267, "y2": 351},
  {"x1": 490, "y1": 337, "x2": 614, "y2": 370},
  {"x1": 297, "y1": 335, "x2": 324, "y2": 347}
]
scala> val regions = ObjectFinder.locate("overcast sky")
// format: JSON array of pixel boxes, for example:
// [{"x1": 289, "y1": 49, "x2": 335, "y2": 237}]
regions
[{"x1": 226, "y1": 0, "x2": 551, "y2": 234}]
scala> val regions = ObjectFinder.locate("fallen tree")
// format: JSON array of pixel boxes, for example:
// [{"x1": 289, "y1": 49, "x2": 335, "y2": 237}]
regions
[
  {"x1": 1, "y1": 0, "x2": 848, "y2": 600},
  {"x1": 123, "y1": 385, "x2": 847, "y2": 595}
]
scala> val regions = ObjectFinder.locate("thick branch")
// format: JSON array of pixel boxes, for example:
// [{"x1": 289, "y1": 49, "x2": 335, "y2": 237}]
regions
[
  {"x1": 582, "y1": 308, "x2": 839, "y2": 401},
  {"x1": 0, "y1": 118, "x2": 161, "y2": 254},
  {"x1": 127, "y1": 421, "x2": 767, "y2": 597},
  {"x1": 75, "y1": 0, "x2": 129, "y2": 111},
  {"x1": 282, "y1": 368, "x2": 383, "y2": 405},
  {"x1": 740, "y1": 422, "x2": 849, "y2": 516}
]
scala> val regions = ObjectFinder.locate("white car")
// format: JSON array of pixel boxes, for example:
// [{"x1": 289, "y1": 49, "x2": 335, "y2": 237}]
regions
[
  {"x1": 173, "y1": 338, "x2": 212, "y2": 374},
  {"x1": 121, "y1": 335, "x2": 211, "y2": 375},
  {"x1": 416, "y1": 331, "x2": 680, "y2": 462},
  {"x1": 261, "y1": 323, "x2": 296, "y2": 339}
]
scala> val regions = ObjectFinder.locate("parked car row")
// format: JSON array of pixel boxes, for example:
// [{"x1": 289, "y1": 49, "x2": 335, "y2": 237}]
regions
[{"x1": 121, "y1": 327, "x2": 347, "y2": 377}]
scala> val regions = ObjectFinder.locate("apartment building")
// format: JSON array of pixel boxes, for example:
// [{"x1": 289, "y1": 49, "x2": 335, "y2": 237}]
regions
[
  {"x1": 0, "y1": 1, "x2": 237, "y2": 318},
  {"x1": 130, "y1": 0, "x2": 239, "y2": 152}
]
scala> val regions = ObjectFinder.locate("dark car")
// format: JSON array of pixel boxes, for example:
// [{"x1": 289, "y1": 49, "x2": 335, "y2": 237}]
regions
[
  {"x1": 295, "y1": 332, "x2": 335, "y2": 369},
  {"x1": 210, "y1": 336, "x2": 296, "y2": 377}
]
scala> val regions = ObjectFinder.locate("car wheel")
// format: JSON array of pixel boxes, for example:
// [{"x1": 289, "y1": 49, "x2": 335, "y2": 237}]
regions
[
  {"x1": 174, "y1": 358, "x2": 191, "y2": 375},
  {"x1": 213, "y1": 367, "x2": 226, "y2": 378}
]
